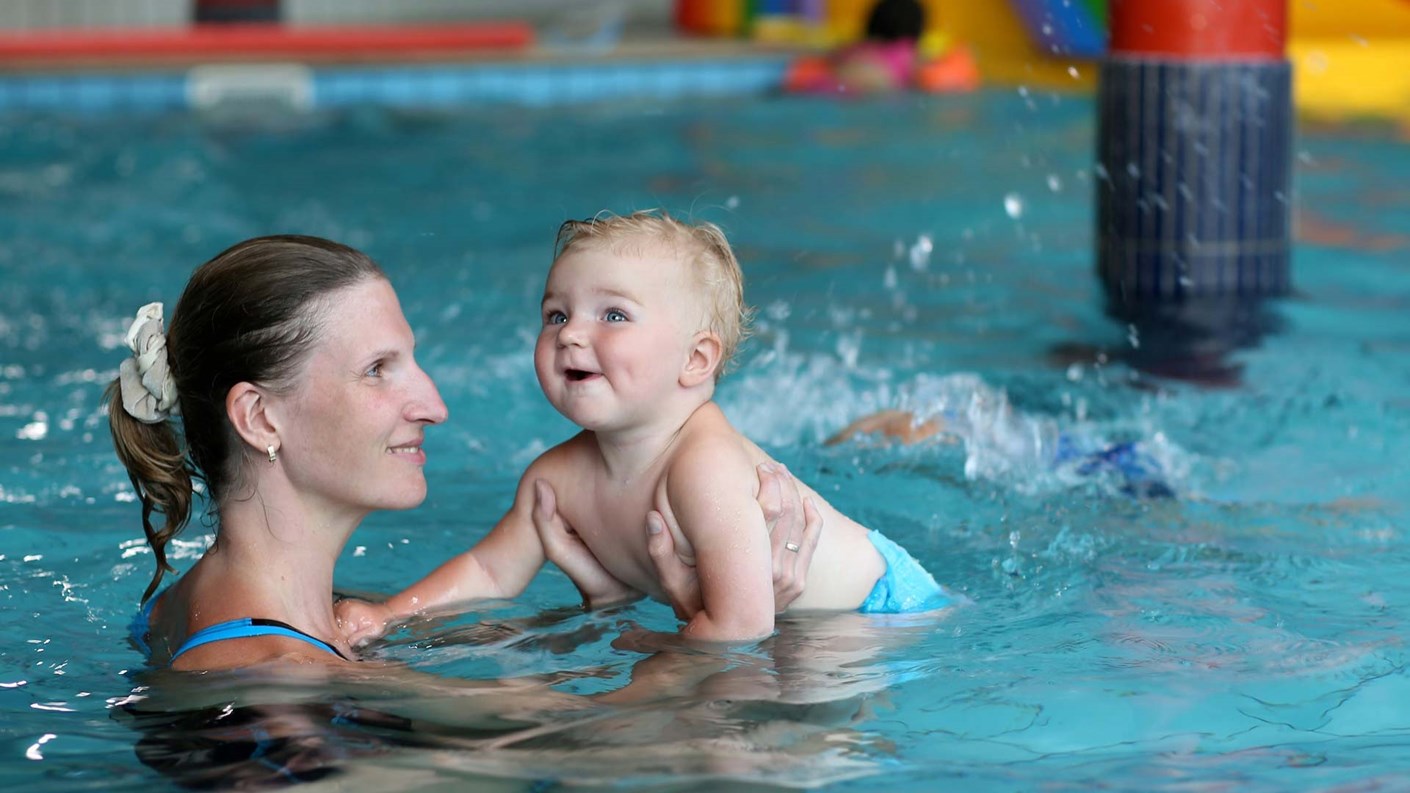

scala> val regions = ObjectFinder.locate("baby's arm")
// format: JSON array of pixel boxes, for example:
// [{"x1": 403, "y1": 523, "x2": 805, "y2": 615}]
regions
[
  {"x1": 337, "y1": 461, "x2": 555, "y2": 642},
  {"x1": 389, "y1": 467, "x2": 551, "y2": 612},
  {"x1": 647, "y1": 463, "x2": 824, "y2": 619},
  {"x1": 665, "y1": 439, "x2": 776, "y2": 643}
]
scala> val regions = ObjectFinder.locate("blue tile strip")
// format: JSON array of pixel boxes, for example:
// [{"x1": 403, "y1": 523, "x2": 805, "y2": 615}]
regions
[{"x1": 0, "y1": 56, "x2": 793, "y2": 114}]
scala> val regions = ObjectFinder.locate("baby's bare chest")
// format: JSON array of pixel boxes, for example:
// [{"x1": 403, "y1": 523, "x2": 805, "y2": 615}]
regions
[{"x1": 557, "y1": 479, "x2": 668, "y2": 596}]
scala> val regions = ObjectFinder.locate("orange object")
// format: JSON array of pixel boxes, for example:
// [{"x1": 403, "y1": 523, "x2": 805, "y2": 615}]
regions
[
  {"x1": 705, "y1": 0, "x2": 745, "y2": 36},
  {"x1": 784, "y1": 54, "x2": 833, "y2": 92},
  {"x1": 0, "y1": 22, "x2": 534, "y2": 64},
  {"x1": 915, "y1": 44, "x2": 980, "y2": 93},
  {"x1": 1109, "y1": 0, "x2": 1286, "y2": 59}
]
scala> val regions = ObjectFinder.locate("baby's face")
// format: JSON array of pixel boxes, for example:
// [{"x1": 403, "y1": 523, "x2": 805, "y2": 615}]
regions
[{"x1": 535, "y1": 242, "x2": 706, "y2": 431}]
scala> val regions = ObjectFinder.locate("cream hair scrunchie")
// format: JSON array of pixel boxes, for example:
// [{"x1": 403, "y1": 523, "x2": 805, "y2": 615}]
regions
[{"x1": 118, "y1": 302, "x2": 178, "y2": 424}]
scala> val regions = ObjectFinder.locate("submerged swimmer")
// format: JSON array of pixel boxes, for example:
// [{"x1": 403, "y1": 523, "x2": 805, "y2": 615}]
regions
[
  {"x1": 826, "y1": 373, "x2": 1174, "y2": 499},
  {"x1": 107, "y1": 234, "x2": 824, "y2": 672}
]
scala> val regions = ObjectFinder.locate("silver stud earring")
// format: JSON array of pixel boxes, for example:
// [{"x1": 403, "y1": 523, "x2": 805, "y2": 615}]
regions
[{"x1": 267, "y1": 444, "x2": 278, "y2": 463}]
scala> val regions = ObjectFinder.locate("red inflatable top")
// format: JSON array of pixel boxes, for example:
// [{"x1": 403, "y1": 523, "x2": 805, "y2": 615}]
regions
[{"x1": 1109, "y1": 0, "x2": 1286, "y2": 60}]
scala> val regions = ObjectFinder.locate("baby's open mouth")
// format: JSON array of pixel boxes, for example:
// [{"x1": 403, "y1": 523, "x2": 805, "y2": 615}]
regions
[{"x1": 566, "y1": 369, "x2": 596, "y2": 381}]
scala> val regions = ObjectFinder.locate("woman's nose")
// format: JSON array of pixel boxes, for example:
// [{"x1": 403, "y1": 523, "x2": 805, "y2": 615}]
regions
[{"x1": 409, "y1": 364, "x2": 449, "y2": 424}]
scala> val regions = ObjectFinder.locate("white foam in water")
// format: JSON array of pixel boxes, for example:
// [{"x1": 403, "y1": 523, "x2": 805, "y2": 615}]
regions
[{"x1": 723, "y1": 347, "x2": 1193, "y2": 498}]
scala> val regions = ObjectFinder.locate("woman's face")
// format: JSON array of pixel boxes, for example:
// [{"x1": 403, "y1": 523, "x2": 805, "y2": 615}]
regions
[{"x1": 273, "y1": 277, "x2": 448, "y2": 519}]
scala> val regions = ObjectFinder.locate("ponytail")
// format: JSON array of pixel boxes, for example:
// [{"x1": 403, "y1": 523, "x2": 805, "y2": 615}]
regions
[{"x1": 106, "y1": 381, "x2": 193, "y2": 603}]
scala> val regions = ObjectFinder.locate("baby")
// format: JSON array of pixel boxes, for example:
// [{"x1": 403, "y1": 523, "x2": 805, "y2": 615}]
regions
[{"x1": 349, "y1": 211, "x2": 951, "y2": 642}]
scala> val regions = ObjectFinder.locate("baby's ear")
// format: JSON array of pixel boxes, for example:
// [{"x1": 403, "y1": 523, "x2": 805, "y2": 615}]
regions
[{"x1": 680, "y1": 331, "x2": 722, "y2": 388}]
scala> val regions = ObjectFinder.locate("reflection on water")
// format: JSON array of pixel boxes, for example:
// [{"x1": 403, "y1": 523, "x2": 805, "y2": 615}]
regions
[
  {"x1": 113, "y1": 611, "x2": 945, "y2": 789},
  {"x1": 1050, "y1": 295, "x2": 1288, "y2": 389}
]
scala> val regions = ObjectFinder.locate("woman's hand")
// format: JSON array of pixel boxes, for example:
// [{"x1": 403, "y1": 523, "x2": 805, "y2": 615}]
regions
[
  {"x1": 648, "y1": 462, "x2": 823, "y2": 620},
  {"x1": 532, "y1": 479, "x2": 643, "y2": 609},
  {"x1": 757, "y1": 462, "x2": 823, "y2": 612}
]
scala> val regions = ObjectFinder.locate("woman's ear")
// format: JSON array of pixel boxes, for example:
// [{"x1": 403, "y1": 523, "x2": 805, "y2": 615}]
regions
[
  {"x1": 226, "y1": 382, "x2": 281, "y2": 454},
  {"x1": 680, "y1": 331, "x2": 723, "y2": 388}
]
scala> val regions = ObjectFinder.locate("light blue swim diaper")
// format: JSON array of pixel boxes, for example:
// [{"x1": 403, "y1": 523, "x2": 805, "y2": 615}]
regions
[{"x1": 857, "y1": 530, "x2": 952, "y2": 614}]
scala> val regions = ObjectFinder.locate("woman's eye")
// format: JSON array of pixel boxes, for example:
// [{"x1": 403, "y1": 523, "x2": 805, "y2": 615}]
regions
[
  {"x1": 605, "y1": 309, "x2": 628, "y2": 322},
  {"x1": 546, "y1": 311, "x2": 567, "y2": 325},
  {"x1": 365, "y1": 362, "x2": 384, "y2": 378}
]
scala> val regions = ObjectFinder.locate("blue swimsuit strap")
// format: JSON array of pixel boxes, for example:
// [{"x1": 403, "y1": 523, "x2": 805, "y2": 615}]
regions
[
  {"x1": 128, "y1": 594, "x2": 158, "y2": 657},
  {"x1": 169, "y1": 618, "x2": 348, "y2": 663}
]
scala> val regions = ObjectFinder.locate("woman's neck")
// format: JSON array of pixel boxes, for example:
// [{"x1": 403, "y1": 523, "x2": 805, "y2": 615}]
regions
[{"x1": 196, "y1": 489, "x2": 361, "y2": 637}]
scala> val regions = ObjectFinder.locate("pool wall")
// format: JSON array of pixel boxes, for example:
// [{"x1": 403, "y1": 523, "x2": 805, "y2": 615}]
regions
[{"x1": 0, "y1": 57, "x2": 792, "y2": 113}]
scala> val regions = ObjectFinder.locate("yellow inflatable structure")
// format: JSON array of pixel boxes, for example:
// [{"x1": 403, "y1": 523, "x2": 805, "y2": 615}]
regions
[
  {"x1": 938, "y1": 0, "x2": 1410, "y2": 121},
  {"x1": 1288, "y1": 0, "x2": 1410, "y2": 121}
]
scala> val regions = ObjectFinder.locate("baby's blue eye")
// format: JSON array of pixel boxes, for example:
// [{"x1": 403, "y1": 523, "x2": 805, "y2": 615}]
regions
[
  {"x1": 546, "y1": 310, "x2": 567, "y2": 325},
  {"x1": 605, "y1": 309, "x2": 628, "y2": 322},
  {"x1": 365, "y1": 362, "x2": 384, "y2": 378}
]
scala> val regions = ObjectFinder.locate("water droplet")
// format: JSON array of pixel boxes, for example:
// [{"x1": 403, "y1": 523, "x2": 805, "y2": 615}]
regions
[
  {"x1": 1047, "y1": 174, "x2": 1063, "y2": 192},
  {"x1": 1003, "y1": 193, "x2": 1025, "y2": 219},
  {"x1": 908, "y1": 235, "x2": 933, "y2": 270},
  {"x1": 1068, "y1": 65, "x2": 1080, "y2": 79},
  {"x1": 724, "y1": 195, "x2": 740, "y2": 210}
]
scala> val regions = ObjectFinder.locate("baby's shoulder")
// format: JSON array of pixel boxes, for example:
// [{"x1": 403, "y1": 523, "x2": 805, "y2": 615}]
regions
[
  {"x1": 668, "y1": 408, "x2": 762, "y2": 488},
  {"x1": 677, "y1": 405, "x2": 751, "y2": 456},
  {"x1": 522, "y1": 431, "x2": 602, "y2": 481}
]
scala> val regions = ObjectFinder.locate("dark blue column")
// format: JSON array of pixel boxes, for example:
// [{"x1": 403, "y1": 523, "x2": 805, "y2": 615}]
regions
[{"x1": 1096, "y1": 58, "x2": 1293, "y2": 304}]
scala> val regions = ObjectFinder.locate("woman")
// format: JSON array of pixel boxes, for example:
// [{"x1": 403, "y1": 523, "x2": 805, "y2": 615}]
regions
[{"x1": 110, "y1": 235, "x2": 821, "y2": 671}]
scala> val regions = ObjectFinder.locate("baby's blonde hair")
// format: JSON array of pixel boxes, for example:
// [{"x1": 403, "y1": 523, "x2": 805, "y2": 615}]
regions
[{"x1": 554, "y1": 210, "x2": 754, "y2": 380}]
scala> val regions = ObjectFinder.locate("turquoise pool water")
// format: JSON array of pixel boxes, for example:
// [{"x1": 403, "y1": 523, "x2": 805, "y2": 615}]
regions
[{"x1": 1, "y1": 91, "x2": 1408, "y2": 790}]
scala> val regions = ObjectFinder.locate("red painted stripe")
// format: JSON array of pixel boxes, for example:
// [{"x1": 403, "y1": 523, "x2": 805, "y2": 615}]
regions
[
  {"x1": 0, "y1": 23, "x2": 534, "y2": 62},
  {"x1": 1109, "y1": 0, "x2": 1285, "y2": 59}
]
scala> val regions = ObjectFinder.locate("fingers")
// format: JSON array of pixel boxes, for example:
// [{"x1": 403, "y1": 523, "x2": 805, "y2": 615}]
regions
[
  {"x1": 533, "y1": 478, "x2": 558, "y2": 525},
  {"x1": 533, "y1": 478, "x2": 575, "y2": 554},
  {"x1": 646, "y1": 510, "x2": 675, "y2": 561},
  {"x1": 758, "y1": 462, "x2": 804, "y2": 567},
  {"x1": 767, "y1": 487, "x2": 825, "y2": 614},
  {"x1": 647, "y1": 511, "x2": 701, "y2": 621},
  {"x1": 791, "y1": 496, "x2": 823, "y2": 576},
  {"x1": 756, "y1": 462, "x2": 785, "y2": 532}
]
